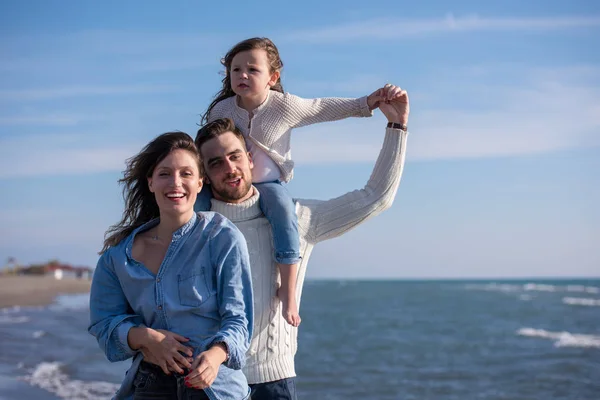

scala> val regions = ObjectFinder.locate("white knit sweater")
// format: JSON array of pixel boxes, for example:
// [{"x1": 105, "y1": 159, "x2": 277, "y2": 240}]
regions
[
  {"x1": 210, "y1": 127, "x2": 409, "y2": 384},
  {"x1": 208, "y1": 91, "x2": 372, "y2": 182}
]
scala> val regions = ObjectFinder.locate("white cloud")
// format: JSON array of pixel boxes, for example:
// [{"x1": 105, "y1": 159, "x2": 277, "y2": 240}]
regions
[{"x1": 283, "y1": 14, "x2": 600, "y2": 43}]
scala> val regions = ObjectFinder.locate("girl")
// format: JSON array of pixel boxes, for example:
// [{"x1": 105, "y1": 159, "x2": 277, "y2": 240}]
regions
[
  {"x1": 89, "y1": 132, "x2": 253, "y2": 400},
  {"x1": 197, "y1": 37, "x2": 399, "y2": 327}
]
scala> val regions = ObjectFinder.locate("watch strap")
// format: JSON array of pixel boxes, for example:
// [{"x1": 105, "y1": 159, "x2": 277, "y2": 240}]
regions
[{"x1": 387, "y1": 122, "x2": 407, "y2": 131}]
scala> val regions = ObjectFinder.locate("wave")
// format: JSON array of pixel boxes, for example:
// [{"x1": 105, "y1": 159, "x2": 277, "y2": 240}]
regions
[
  {"x1": 20, "y1": 362, "x2": 119, "y2": 400},
  {"x1": 467, "y1": 283, "x2": 600, "y2": 294},
  {"x1": 0, "y1": 315, "x2": 30, "y2": 324},
  {"x1": 465, "y1": 283, "x2": 521, "y2": 292},
  {"x1": 562, "y1": 297, "x2": 600, "y2": 307},
  {"x1": 517, "y1": 327, "x2": 600, "y2": 348},
  {"x1": 523, "y1": 283, "x2": 557, "y2": 292},
  {"x1": 48, "y1": 293, "x2": 90, "y2": 311},
  {"x1": 566, "y1": 285, "x2": 600, "y2": 294}
]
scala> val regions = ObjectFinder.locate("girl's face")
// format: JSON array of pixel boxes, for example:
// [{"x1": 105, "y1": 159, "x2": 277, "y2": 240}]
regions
[
  {"x1": 147, "y1": 149, "x2": 202, "y2": 219},
  {"x1": 230, "y1": 49, "x2": 280, "y2": 100}
]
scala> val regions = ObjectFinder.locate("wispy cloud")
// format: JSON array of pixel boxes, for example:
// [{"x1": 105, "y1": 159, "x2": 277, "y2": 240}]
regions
[
  {"x1": 0, "y1": 133, "x2": 143, "y2": 178},
  {"x1": 292, "y1": 66, "x2": 600, "y2": 162},
  {"x1": 0, "y1": 114, "x2": 84, "y2": 126},
  {"x1": 1, "y1": 65, "x2": 598, "y2": 178},
  {"x1": 0, "y1": 84, "x2": 177, "y2": 101},
  {"x1": 283, "y1": 14, "x2": 600, "y2": 43}
]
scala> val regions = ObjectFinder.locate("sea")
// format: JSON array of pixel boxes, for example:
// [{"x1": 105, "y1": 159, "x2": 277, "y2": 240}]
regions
[{"x1": 0, "y1": 279, "x2": 598, "y2": 400}]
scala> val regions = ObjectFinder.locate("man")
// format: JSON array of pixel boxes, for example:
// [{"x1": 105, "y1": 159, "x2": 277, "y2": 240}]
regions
[{"x1": 195, "y1": 85, "x2": 410, "y2": 399}]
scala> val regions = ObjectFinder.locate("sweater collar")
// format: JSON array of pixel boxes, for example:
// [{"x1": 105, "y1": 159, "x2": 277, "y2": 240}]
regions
[
  {"x1": 210, "y1": 187, "x2": 263, "y2": 222},
  {"x1": 233, "y1": 90, "x2": 272, "y2": 120}
]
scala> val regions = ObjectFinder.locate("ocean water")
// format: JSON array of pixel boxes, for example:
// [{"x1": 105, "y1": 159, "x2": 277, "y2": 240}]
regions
[{"x1": 0, "y1": 279, "x2": 598, "y2": 400}]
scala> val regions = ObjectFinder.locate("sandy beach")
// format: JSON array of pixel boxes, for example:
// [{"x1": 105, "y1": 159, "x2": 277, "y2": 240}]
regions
[{"x1": 0, "y1": 275, "x2": 91, "y2": 308}]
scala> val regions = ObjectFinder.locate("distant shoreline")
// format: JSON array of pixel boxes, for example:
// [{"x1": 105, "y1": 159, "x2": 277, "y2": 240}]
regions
[{"x1": 0, "y1": 275, "x2": 91, "y2": 308}]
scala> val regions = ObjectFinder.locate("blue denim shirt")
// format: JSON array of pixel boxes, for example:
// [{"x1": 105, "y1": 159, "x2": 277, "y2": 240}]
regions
[{"x1": 88, "y1": 212, "x2": 253, "y2": 400}]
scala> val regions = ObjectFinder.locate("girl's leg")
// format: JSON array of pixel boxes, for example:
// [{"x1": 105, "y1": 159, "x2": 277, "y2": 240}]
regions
[{"x1": 255, "y1": 181, "x2": 301, "y2": 327}]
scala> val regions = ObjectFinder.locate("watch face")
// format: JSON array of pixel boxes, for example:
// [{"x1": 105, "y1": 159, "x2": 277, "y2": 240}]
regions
[{"x1": 388, "y1": 122, "x2": 407, "y2": 130}]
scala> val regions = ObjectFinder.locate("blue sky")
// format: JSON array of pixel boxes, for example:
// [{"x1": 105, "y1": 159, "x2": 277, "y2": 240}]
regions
[{"x1": 1, "y1": 0, "x2": 598, "y2": 278}]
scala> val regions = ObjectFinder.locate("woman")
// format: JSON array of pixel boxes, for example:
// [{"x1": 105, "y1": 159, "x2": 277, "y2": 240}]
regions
[{"x1": 88, "y1": 131, "x2": 253, "y2": 400}]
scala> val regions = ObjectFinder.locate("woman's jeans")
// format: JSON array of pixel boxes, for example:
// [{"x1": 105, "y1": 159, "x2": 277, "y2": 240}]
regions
[{"x1": 133, "y1": 362, "x2": 210, "y2": 400}]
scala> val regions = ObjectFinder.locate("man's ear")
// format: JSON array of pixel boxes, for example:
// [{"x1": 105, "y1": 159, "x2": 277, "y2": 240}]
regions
[
  {"x1": 247, "y1": 151, "x2": 254, "y2": 169},
  {"x1": 268, "y1": 70, "x2": 280, "y2": 88},
  {"x1": 203, "y1": 173, "x2": 211, "y2": 185}
]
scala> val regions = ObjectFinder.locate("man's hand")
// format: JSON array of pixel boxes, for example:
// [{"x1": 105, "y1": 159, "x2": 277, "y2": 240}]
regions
[
  {"x1": 379, "y1": 84, "x2": 409, "y2": 126},
  {"x1": 184, "y1": 345, "x2": 227, "y2": 390},
  {"x1": 129, "y1": 327, "x2": 194, "y2": 375}
]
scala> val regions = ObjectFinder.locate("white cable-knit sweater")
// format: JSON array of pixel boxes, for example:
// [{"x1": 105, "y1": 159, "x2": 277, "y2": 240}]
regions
[
  {"x1": 210, "y1": 127, "x2": 409, "y2": 384},
  {"x1": 208, "y1": 91, "x2": 372, "y2": 182}
]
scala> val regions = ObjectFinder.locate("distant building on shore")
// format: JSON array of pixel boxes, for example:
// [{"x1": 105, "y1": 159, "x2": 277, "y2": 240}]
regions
[{"x1": 0, "y1": 258, "x2": 92, "y2": 280}]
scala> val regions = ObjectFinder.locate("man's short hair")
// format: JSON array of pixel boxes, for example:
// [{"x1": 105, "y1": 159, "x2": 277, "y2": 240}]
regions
[{"x1": 195, "y1": 118, "x2": 247, "y2": 155}]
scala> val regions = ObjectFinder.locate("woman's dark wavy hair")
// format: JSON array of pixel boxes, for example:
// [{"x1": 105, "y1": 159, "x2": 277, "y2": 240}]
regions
[
  {"x1": 100, "y1": 132, "x2": 201, "y2": 254},
  {"x1": 201, "y1": 37, "x2": 284, "y2": 124}
]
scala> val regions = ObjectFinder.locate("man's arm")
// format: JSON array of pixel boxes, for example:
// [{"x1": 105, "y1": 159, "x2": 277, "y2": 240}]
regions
[{"x1": 297, "y1": 85, "x2": 410, "y2": 244}]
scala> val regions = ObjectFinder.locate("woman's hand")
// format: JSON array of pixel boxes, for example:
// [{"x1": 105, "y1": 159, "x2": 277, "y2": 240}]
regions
[
  {"x1": 184, "y1": 344, "x2": 227, "y2": 390},
  {"x1": 129, "y1": 327, "x2": 194, "y2": 375}
]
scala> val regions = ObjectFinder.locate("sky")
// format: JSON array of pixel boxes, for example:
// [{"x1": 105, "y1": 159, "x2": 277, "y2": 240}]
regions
[{"x1": 0, "y1": 0, "x2": 598, "y2": 278}]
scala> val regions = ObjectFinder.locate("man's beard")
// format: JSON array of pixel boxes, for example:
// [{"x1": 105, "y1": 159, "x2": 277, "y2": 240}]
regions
[{"x1": 211, "y1": 173, "x2": 252, "y2": 202}]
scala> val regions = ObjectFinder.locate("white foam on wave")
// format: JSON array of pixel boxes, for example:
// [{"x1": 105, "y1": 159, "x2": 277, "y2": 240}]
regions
[
  {"x1": 1, "y1": 305, "x2": 45, "y2": 313},
  {"x1": 467, "y1": 282, "x2": 600, "y2": 295},
  {"x1": 566, "y1": 285, "x2": 600, "y2": 294},
  {"x1": 517, "y1": 327, "x2": 600, "y2": 348},
  {"x1": 33, "y1": 330, "x2": 46, "y2": 338},
  {"x1": 48, "y1": 293, "x2": 90, "y2": 311},
  {"x1": 0, "y1": 315, "x2": 30, "y2": 324},
  {"x1": 21, "y1": 361, "x2": 119, "y2": 400},
  {"x1": 563, "y1": 297, "x2": 600, "y2": 307},
  {"x1": 523, "y1": 283, "x2": 557, "y2": 292},
  {"x1": 465, "y1": 283, "x2": 521, "y2": 292}
]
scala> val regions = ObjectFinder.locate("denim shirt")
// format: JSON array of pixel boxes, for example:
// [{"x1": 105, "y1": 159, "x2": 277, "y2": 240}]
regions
[{"x1": 88, "y1": 212, "x2": 253, "y2": 400}]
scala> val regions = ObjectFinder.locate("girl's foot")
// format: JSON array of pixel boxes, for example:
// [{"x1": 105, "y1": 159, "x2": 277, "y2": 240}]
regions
[{"x1": 279, "y1": 288, "x2": 301, "y2": 327}]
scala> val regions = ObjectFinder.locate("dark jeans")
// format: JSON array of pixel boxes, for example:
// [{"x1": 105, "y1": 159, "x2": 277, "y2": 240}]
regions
[
  {"x1": 250, "y1": 378, "x2": 297, "y2": 400},
  {"x1": 133, "y1": 362, "x2": 210, "y2": 400}
]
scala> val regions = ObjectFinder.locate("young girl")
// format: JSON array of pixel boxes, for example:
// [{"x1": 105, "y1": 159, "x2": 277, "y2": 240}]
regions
[{"x1": 197, "y1": 37, "x2": 396, "y2": 327}]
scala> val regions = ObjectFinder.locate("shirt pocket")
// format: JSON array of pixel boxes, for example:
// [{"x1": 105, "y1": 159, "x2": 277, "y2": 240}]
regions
[{"x1": 178, "y1": 270, "x2": 213, "y2": 307}]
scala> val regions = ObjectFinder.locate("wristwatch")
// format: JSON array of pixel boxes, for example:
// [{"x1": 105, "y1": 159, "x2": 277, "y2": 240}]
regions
[{"x1": 387, "y1": 122, "x2": 407, "y2": 131}]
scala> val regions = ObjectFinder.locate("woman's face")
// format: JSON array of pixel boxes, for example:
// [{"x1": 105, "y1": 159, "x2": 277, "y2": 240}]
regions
[{"x1": 147, "y1": 149, "x2": 202, "y2": 218}]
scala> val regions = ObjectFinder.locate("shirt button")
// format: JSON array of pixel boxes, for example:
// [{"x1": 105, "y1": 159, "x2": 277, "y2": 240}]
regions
[
  {"x1": 156, "y1": 278, "x2": 161, "y2": 283},
  {"x1": 158, "y1": 305, "x2": 163, "y2": 310}
]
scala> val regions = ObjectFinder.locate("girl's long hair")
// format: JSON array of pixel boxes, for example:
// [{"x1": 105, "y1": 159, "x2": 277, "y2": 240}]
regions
[
  {"x1": 202, "y1": 37, "x2": 284, "y2": 123},
  {"x1": 100, "y1": 132, "x2": 201, "y2": 254}
]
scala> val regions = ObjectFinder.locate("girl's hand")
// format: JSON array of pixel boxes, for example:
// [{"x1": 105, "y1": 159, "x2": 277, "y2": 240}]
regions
[
  {"x1": 379, "y1": 84, "x2": 409, "y2": 126},
  {"x1": 367, "y1": 88, "x2": 384, "y2": 110},
  {"x1": 185, "y1": 345, "x2": 227, "y2": 389},
  {"x1": 367, "y1": 84, "x2": 407, "y2": 112},
  {"x1": 132, "y1": 327, "x2": 194, "y2": 375}
]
